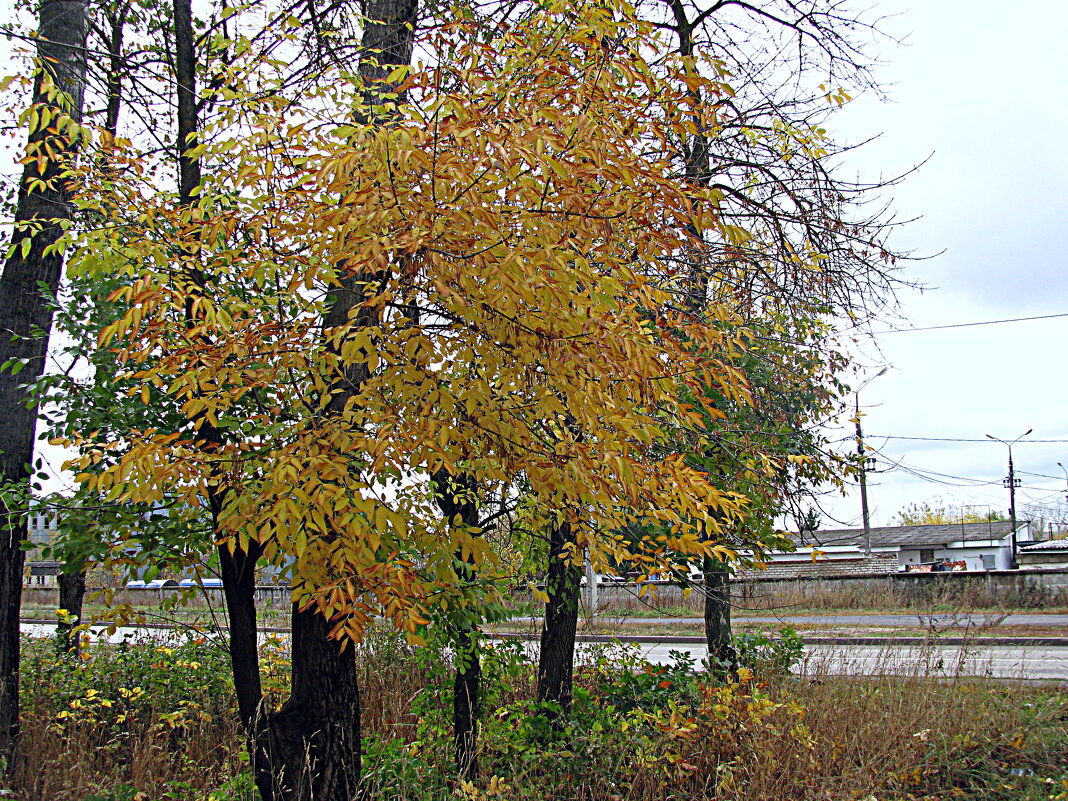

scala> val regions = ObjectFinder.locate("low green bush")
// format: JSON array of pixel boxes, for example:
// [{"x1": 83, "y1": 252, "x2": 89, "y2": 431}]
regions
[{"x1": 732, "y1": 624, "x2": 805, "y2": 678}]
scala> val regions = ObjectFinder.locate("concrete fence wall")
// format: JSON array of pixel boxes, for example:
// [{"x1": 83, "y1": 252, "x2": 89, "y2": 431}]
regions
[{"x1": 585, "y1": 568, "x2": 1068, "y2": 611}]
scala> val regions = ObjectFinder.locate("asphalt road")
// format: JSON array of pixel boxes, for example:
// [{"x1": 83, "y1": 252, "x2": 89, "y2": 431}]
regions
[
  {"x1": 22, "y1": 621, "x2": 1068, "y2": 681},
  {"x1": 630, "y1": 641, "x2": 1068, "y2": 681}
]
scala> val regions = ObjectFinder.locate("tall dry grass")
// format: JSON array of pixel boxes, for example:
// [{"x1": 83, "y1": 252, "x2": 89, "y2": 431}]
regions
[{"x1": 7, "y1": 631, "x2": 1066, "y2": 800}]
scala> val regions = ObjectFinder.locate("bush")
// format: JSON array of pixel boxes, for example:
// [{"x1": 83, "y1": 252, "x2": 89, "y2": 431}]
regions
[{"x1": 732, "y1": 624, "x2": 805, "y2": 678}]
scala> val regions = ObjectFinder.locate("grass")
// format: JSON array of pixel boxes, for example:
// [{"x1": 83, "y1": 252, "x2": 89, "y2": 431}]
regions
[{"x1": 6, "y1": 626, "x2": 1066, "y2": 800}]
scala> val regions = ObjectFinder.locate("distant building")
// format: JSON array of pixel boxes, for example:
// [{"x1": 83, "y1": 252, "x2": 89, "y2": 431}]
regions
[
  {"x1": 738, "y1": 520, "x2": 1032, "y2": 578},
  {"x1": 1017, "y1": 538, "x2": 1068, "y2": 569},
  {"x1": 25, "y1": 509, "x2": 60, "y2": 587}
]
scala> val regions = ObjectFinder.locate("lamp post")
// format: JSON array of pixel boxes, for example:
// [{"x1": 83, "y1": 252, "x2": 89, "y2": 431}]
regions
[
  {"x1": 986, "y1": 429, "x2": 1032, "y2": 570},
  {"x1": 855, "y1": 367, "x2": 888, "y2": 556},
  {"x1": 1056, "y1": 462, "x2": 1068, "y2": 539}
]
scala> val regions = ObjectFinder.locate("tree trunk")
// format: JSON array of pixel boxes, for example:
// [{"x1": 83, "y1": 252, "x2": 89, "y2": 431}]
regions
[
  {"x1": 702, "y1": 555, "x2": 736, "y2": 672},
  {"x1": 432, "y1": 468, "x2": 482, "y2": 779},
  {"x1": 57, "y1": 568, "x2": 86, "y2": 657},
  {"x1": 218, "y1": 542, "x2": 274, "y2": 801},
  {"x1": 536, "y1": 521, "x2": 583, "y2": 725},
  {"x1": 0, "y1": 0, "x2": 87, "y2": 762},
  {"x1": 268, "y1": 605, "x2": 360, "y2": 801},
  {"x1": 263, "y1": 2, "x2": 418, "y2": 795},
  {"x1": 667, "y1": 4, "x2": 738, "y2": 673},
  {"x1": 453, "y1": 624, "x2": 480, "y2": 779},
  {"x1": 171, "y1": 3, "x2": 276, "y2": 797}
]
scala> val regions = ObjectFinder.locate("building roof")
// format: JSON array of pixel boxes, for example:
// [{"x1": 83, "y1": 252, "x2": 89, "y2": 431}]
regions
[
  {"x1": 791, "y1": 521, "x2": 1025, "y2": 550},
  {"x1": 1019, "y1": 538, "x2": 1068, "y2": 552}
]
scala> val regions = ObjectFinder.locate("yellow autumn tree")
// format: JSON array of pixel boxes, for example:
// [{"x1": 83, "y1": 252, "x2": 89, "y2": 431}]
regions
[
  {"x1": 63, "y1": 0, "x2": 759, "y2": 793},
  {"x1": 77, "y1": 0, "x2": 747, "y2": 636}
]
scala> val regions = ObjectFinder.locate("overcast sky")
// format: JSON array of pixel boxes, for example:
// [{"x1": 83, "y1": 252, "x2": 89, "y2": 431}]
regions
[
  {"x1": 819, "y1": 1, "x2": 1068, "y2": 532},
  {"x1": 7, "y1": 0, "x2": 1068, "y2": 534}
]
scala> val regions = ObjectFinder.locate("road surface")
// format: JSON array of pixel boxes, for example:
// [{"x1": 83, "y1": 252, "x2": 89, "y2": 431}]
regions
[
  {"x1": 629, "y1": 640, "x2": 1068, "y2": 681},
  {"x1": 23, "y1": 621, "x2": 1068, "y2": 681}
]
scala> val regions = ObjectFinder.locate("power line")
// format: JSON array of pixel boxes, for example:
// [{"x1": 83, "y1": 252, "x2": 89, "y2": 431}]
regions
[
  {"x1": 872, "y1": 312, "x2": 1068, "y2": 335},
  {"x1": 871, "y1": 435, "x2": 1068, "y2": 443}
]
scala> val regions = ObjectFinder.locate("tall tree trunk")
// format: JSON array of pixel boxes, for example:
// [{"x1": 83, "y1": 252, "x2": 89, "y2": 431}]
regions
[
  {"x1": 218, "y1": 541, "x2": 273, "y2": 801},
  {"x1": 261, "y1": 3, "x2": 419, "y2": 797},
  {"x1": 432, "y1": 469, "x2": 482, "y2": 780},
  {"x1": 702, "y1": 556, "x2": 736, "y2": 671},
  {"x1": 171, "y1": 2, "x2": 275, "y2": 796},
  {"x1": 453, "y1": 625, "x2": 480, "y2": 779},
  {"x1": 171, "y1": 0, "x2": 417, "y2": 794},
  {"x1": 669, "y1": 0, "x2": 737, "y2": 668},
  {"x1": 0, "y1": 0, "x2": 87, "y2": 763},
  {"x1": 536, "y1": 521, "x2": 583, "y2": 725},
  {"x1": 56, "y1": 568, "x2": 86, "y2": 656}
]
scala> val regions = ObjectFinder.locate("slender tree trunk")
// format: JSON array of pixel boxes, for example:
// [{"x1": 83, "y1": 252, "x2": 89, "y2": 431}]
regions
[
  {"x1": 536, "y1": 521, "x2": 583, "y2": 725},
  {"x1": 171, "y1": 3, "x2": 276, "y2": 796},
  {"x1": 669, "y1": 1, "x2": 738, "y2": 667},
  {"x1": 453, "y1": 616, "x2": 481, "y2": 779},
  {"x1": 57, "y1": 569, "x2": 86, "y2": 656},
  {"x1": 432, "y1": 469, "x2": 482, "y2": 779},
  {"x1": 218, "y1": 542, "x2": 273, "y2": 801},
  {"x1": 0, "y1": 0, "x2": 87, "y2": 763},
  {"x1": 171, "y1": 0, "x2": 417, "y2": 794},
  {"x1": 702, "y1": 556, "x2": 736, "y2": 671}
]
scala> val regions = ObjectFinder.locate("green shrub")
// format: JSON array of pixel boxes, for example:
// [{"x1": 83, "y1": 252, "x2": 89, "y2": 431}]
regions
[{"x1": 732, "y1": 624, "x2": 804, "y2": 678}]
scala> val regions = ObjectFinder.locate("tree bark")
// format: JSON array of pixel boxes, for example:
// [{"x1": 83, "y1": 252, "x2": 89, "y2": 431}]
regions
[
  {"x1": 0, "y1": 0, "x2": 87, "y2": 763},
  {"x1": 268, "y1": 605, "x2": 360, "y2": 801},
  {"x1": 432, "y1": 469, "x2": 482, "y2": 780},
  {"x1": 536, "y1": 521, "x2": 583, "y2": 725},
  {"x1": 668, "y1": 2, "x2": 738, "y2": 669},
  {"x1": 453, "y1": 621, "x2": 480, "y2": 779},
  {"x1": 702, "y1": 556, "x2": 736, "y2": 671},
  {"x1": 56, "y1": 568, "x2": 86, "y2": 656},
  {"x1": 218, "y1": 541, "x2": 273, "y2": 801},
  {"x1": 263, "y1": 3, "x2": 419, "y2": 797}
]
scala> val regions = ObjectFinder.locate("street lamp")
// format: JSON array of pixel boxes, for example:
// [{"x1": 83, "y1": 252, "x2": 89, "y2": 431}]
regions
[
  {"x1": 855, "y1": 366, "x2": 889, "y2": 556},
  {"x1": 986, "y1": 429, "x2": 1032, "y2": 569}
]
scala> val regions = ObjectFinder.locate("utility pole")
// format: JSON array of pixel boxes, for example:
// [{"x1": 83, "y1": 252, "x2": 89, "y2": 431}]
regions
[
  {"x1": 987, "y1": 429, "x2": 1031, "y2": 570},
  {"x1": 855, "y1": 367, "x2": 887, "y2": 556}
]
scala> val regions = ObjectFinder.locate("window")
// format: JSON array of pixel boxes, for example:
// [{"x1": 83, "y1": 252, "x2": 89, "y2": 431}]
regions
[{"x1": 920, "y1": 548, "x2": 935, "y2": 563}]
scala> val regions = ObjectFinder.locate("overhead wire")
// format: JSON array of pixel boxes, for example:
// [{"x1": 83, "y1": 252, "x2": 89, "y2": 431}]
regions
[
  {"x1": 870, "y1": 435, "x2": 1068, "y2": 443},
  {"x1": 871, "y1": 312, "x2": 1068, "y2": 335}
]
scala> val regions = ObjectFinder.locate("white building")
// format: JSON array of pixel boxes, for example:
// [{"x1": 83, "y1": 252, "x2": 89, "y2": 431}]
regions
[{"x1": 749, "y1": 520, "x2": 1033, "y2": 577}]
